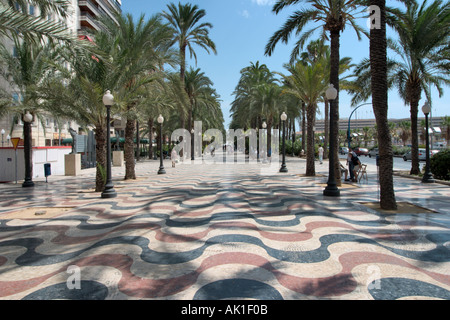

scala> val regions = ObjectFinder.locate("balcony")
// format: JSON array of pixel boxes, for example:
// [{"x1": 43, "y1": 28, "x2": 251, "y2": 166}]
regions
[
  {"x1": 78, "y1": 0, "x2": 100, "y2": 17},
  {"x1": 79, "y1": 11, "x2": 101, "y2": 31}
]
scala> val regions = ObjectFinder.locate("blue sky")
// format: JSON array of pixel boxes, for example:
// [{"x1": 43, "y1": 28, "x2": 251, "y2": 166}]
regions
[{"x1": 122, "y1": 0, "x2": 448, "y2": 128}]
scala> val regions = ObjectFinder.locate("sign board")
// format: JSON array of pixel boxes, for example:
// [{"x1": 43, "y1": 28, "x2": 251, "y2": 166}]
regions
[
  {"x1": 75, "y1": 134, "x2": 86, "y2": 153},
  {"x1": 10, "y1": 137, "x2": 21, "y2": 150}
]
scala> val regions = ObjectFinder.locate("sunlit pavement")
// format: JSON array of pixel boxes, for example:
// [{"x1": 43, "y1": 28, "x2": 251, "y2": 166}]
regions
[{"x1": 0, "y1": 155, "x2": 449, "y2": 300}]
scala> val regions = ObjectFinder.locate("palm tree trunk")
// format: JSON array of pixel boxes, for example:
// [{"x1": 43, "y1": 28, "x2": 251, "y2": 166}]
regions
[
  {"x1": 148, "y1": 118, "x2": 154, "y2": 159},
  {"x1": 136, "y1": 120, "x2": 140, "y2": 162},
  {"x1": 370, "y1": 0, "x2": 397, "y2": 210},
  {"x1": 94, "y1": 125, "x2": 106, "y2": 192},
  {"x1": 301, "y1": 102, "x2": 306, "y2": 153},
  {"x1": 409, "y1": 83, "x2": 421, "y2": 175},
  {"x1": 329, "y1": 29, "x2": 341, "y2": 186},
  {"x1": 124, "y1": 118, "x2": 136, "y2": 180},
  {"x1": 306, "y1": 103, "x2": 315, "y2": 176},
  {"x1": 267, "y1": 118, "x2": 272, "y2": 158},
  {"x1": 180, "y1": 44, "x2": 187, "y2": 82}
]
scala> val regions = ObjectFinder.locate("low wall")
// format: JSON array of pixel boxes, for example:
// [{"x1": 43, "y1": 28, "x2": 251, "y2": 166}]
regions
[{"x1": 0, "y1": 146, "x2": 72, "y2": 182}]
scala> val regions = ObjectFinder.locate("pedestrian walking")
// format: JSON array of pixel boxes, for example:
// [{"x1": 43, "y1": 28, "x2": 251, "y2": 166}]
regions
[
  {"x1": 171, "y1": 149, "x2": 178, "y2": 167},
  {"x1": 318, "y1": 145, "x2": 324, "y2": 164}
]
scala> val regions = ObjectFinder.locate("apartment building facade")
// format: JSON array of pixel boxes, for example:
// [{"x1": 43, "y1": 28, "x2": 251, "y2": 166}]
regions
[{"x1": 0, "y1": 0, "x2": 122, "y2": 147}]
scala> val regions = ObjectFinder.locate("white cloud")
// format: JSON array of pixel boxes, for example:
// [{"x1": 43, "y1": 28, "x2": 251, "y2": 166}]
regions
[
  {"x1": 251, "y1": 0, "x2": 276, "y2": 6},
  {"x1": 239, "y1": 9, "x2": 250, "y2": 18}
]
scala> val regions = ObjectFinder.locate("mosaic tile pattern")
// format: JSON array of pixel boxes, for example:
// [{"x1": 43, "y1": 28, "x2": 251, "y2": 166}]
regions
[{"x1": 0, "y1": 160, "x2": 449, "y2": 300}]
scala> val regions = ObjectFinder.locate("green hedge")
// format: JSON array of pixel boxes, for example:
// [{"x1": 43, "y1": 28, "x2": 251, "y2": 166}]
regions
[{"x1": 430, "y1": 149, "x2": 450, "y2": 180}]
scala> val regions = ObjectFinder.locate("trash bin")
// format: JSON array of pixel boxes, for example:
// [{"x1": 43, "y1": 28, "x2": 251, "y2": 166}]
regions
[{"x1": 44, "y1": 163, "x2": 51, "y2": 182}]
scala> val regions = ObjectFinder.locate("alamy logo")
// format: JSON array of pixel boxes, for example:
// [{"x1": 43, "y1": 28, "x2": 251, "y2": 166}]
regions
[
  {"x1": 66, "y1": 265, "x2": 81, "y2": 290},
  {"x1": 367, "y1": 5, "x2": 381, "y2": 30},
  {"x1": 170, "y1": 121, "x2": 281, "y2": 175}
]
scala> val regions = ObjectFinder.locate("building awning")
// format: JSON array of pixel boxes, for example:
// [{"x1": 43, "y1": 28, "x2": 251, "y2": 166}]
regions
[{"x1": 433, "y1": 127, "x2": 441, "y2": 133}]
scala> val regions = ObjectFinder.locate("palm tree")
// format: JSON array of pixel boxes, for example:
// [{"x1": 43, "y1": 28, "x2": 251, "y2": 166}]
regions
[
  {"x1": 162, "y1": 2, "x2": 217, "y2": 127},
  {"x1": 38, "y1": 40, "x2": 114, "y2": 192},
  {"x1": 279, "y1": 58, "x2": 328, "y2": 176},
  {"x1": 369, "y1": 0, "x2": 397, "y2": 209},
  {"x1": 184, "y1": 67, "x2": 214, "y2": 131},
  {"x1": 398, "y1": 120, "x2": 411, "y2": 146},
  {"x1": 0, "y1": 0, "x2": 85, "y2": 44},
  {"x1": 230, "y1": 62, "x2": 281, "y2": 153},
  {"x1": 265, "y1": 0, "x2": 366, "y2": 187},
  {"x1": 388, "y1": 0, "x2": 450, "y2": 175},
  {"x1": 100, "y1": 13, "x2": 176, "y2": 180},
  {"x1": 0, "y1": 38, "x2": 61, "y2": 186}
]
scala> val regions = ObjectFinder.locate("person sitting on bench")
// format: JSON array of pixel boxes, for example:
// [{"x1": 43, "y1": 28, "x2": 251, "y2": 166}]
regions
[{"x1": 340, "y1": 163, "x2": 349, "y2": 181}]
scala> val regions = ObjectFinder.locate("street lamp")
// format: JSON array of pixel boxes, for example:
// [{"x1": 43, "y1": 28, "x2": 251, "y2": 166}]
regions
[
  {"x1": 323, "y1": 84, "x2": 340, "y2": 197},
  {"x1": 280, "y1": 112, "x2": 288, "y2": 172},
  {"x1": 157, "y1": 114, "x2": 166, "y2": 174},
  {"x1": 422, "y1": 102, "x2": 434, "y2": 183},
  {"x1": 153, "y1": 131, "x2": 157, "y2": 160},
  {"x1": 262, "y1": 121, "x2": 267, "y2": 164},
  {"x1": 101, "y1": 90, "x2": 117, "y2": 198},
  {"x1": 22, "y1": 111, "x2": 34, "y2": 187},
  {"x1": 191, "y1": 128, "x2": 195, "y2": 160}
]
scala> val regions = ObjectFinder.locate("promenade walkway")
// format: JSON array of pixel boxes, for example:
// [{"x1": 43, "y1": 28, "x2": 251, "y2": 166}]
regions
[{"x1": 0, "y1": 156, "x2": 449, "y2": 300}]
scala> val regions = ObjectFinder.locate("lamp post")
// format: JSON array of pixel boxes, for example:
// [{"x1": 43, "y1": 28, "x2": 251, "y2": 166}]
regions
[
  {"x1": 262, "y1": 121, "x2": 267, "y2": 164},
  {"x1": 101, "y1": 90, "x2": 117, "y2": 198},
  {"x1": 22, "y1": 111, "x2": 34, "y2": 187},
  {"x1": 323, "y1": 84, "x2": 340, "y2": 197},
  {"x1": 422, "y1": 102, "x2": 434, "y2": 183},
  {"x1": 347, "y1": 103, "x2": 372, "y2": 149},
  {"x1": 280, "y1": 112, "x2": 288, "y2": 172},
  {"x1": 1, "y1": 129, "x2": 4, "y2": 147},
  {"x1": 157, "y1": 114, "x2": 166, "y2": 174},
  {"x1": 153, "y1": 132, "x2": 157, "y2": 160},
  {"x1": 191, "y1": 128, "x2": 195, "y2": 160}
]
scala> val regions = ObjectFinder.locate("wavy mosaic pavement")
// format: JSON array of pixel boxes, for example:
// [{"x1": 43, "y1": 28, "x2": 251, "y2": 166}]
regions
[{"x1": 0, "y1": 161, "x2": 449, "y2": 300}]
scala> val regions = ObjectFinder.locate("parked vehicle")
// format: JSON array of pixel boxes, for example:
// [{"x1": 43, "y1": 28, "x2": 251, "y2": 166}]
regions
[
  {"x1": 339, "y1": 147, "x2": 349, "y2": 155},
  {"x1": 354, "y1": 147, "x2": 369, "y2": 156},
  {"x1": 432, "y1": 142, "x2": 447, "y2": 150},
  {"x1": 368, "y1": 148, "x2": 378, "y2": 158},
  {"x1": 402, "y1": 148, "x2": 439, "y2": 161}
]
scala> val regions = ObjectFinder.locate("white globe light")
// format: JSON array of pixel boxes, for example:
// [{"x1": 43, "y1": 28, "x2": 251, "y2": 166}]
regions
[
  {"x1": 157, "y1": 114, "x2": 164, "y2": 124},
  {"x1": 23, "y1": 111, "x2": 33, "y2": 123},
  {"x1": 325, "y1": 84, "x2": 338, "y2": 100},
  {"x1": 102, "y1": 90, "x2": 114, "y2": 106},
  {"x1": 281, "y1": 112, "x2": 287, "y2": 121},
  {"x1": 422, "y1": 102, "x2": 431, "y2": 115}
]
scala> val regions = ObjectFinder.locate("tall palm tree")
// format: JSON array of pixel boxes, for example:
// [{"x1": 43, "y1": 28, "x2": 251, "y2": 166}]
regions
[
  {"x1": 398, "y1": 120, "x2": 411, "y2": 146},
  {"x1": 389, "y1": 0, "x2": 450, "y2": 175},
  {"x1": 265, "y1": 0, "x2": 366, "y2": 187},
  {"x1": 0, "y1": 38, "x2": 61, "y2": 186},
  {"x1": 184, "y1": 67, "x2": 214, "y2": 131},
  {"x1": 279, "y1": 58, "x2": 328, "y2": 176},
  {"x1": 369, "y1": 0, "x2": 397, "y2": 209},
  {"x1": 100, "y1": 13, "x2": 176, "y2": 180},
  {"x1": 38, "y1": 40, "x2": 114, "y2": 192},
  {"x1": 162, "y1": 2, "x2": 217, "y2": 129},
  {"x1": 230, "y1": 62, "x2": 281, "y2": 152}
]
